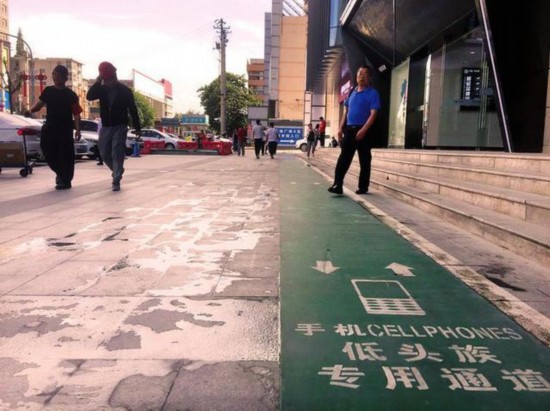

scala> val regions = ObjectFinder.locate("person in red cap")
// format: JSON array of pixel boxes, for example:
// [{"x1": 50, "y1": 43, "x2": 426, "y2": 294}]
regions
[
  {"x1": 86, "y1": 62, "x2": 141, "y2": 191},
  {"x1": 25, "y1": 65, "x2": 82, "y2": 190}
]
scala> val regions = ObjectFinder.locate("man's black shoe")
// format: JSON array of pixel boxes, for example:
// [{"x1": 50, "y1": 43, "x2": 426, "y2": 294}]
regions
[
  {"x1": 328, "y1": 185, "x2": 343, "y2": 195},
  {"x1": 355, "y1": 189, "x2": 368, "y2": 194},
  {"x1": 55, "y1": 183, "x2": 71, "y2": 190}
]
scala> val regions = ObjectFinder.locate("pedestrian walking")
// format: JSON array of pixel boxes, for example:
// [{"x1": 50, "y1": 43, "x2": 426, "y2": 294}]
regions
[
  {"x1": 266, "y1": 122, "x2": 280, "y2": 159},
  {"x1": 318, "y1": 116, "x2": 327, "y2": 148},
  {"x1": 252, "y1": 120, "x2": 265, "y2": 159},
  {"x1": 328, "y1": 65, "x2": 381, "y2": 195},
  {"x1": 314, "y1": 123, "x2": 320, "y2": 150},
  {"x1": 25, "y1": 65, "x2": 82, "y2": 190},
  {"x1": 237, "y1": 126, "x2": 247, "y2": 156},
  {"x1": 306, "y1": 123, "x2": 316, "y2": 159},
  {"x1": 86, "y1": 62, "x2": 141, "y2": 192}
]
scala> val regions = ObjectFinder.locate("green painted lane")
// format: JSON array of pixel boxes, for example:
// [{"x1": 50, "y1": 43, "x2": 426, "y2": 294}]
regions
[{"x1": 280, "y1": 156, "x2": 550, "y2": 410}]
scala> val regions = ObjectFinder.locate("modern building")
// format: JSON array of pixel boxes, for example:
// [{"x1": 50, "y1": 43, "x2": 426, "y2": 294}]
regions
[
  {"x1": 247, "y1": 58, "x2": 266, "y2": 102},
  {"x1": 160, "y1": 79, "x2": 174, "y2": 118},
  {"x1": 254, "y1": 0, "x2": 308, "y2": 146},
  {"x1": 306, "y1": 0, "x2": 550, "y2": 153},
  {"x1": 0, "y1": 0, "x2": 8, "y2": 42},
  {"x1": 264, "y1": 0, "x2": 308, "y2": 122}
]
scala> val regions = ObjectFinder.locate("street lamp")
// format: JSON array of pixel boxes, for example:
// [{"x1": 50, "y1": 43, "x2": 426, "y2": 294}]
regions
[{"x1": 3, "y1": 33, "x2": 35, "y2": 105}]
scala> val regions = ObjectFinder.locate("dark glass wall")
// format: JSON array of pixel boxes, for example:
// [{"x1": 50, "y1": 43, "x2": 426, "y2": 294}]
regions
[
  {"x1": 349, "y1": 0, "x2": 476, "y2": 65},
  {"x1": 306, "y1": 0, "x2": 331, "y2": 92},
  {"x1": 482, "y1": 0, "x2": 550, "y2": 152}
]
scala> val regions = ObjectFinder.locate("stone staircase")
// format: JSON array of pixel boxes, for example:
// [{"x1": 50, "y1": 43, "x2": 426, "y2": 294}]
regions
[{"x1": 310, "y1": 148, "x2": 550, "y2": 268}]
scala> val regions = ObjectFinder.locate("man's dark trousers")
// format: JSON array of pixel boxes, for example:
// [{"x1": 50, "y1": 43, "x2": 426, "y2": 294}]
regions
[
  {"x1": 333, "y1": 125, "x2": 372, "y2": 191},
  {"x1": 319, "y1": 132, "x2": 326, "y2": 147},
  {"x1": 254, "y1": 139, "x2": 263, "y2": 158},
  {"x1": 40, "y1": 124, "x2": 75, "y2": 185}
]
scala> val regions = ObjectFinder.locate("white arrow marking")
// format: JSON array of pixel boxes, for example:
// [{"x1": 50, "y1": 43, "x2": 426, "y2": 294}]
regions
[
  {"x1": 312, "y1": 261, "x2": 340, "y2": 275},
  {"x1": 386, "y1": 263, "x2": 415, "y2": 277}
]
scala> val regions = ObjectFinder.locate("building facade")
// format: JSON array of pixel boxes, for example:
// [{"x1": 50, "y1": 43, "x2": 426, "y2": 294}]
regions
[
  {"x1": 263, "y1": 0, "x2": 308, "y2": 124},
  {"x1": 306, "y1": 0, "x2": 550, "y2": 153},
  {"x1": 0, "y1": 0, "x2": 8, "y2": 41},
  {"x1": 247, "y1": 58, "x2": 266, "y2": 102}
]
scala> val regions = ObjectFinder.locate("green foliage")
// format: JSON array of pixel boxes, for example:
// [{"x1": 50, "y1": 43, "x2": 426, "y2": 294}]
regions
[
  {"x1": 198, "y1": 73, "x2": 261, "y2": 135},
  {"x1": 134, "y1": 92, "x2": 155, "y2": 128}
]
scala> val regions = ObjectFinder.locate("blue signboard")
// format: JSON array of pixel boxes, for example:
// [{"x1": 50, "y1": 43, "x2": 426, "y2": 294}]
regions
[
  {"x1": 181, "y1": 115, "x2": 209, "y2": 125},
  {"x1": 277, "y1": 126, "x2": 303, "y2": 147}
]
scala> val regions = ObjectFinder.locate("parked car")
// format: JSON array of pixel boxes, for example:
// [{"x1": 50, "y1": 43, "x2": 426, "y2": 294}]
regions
[
  {"x1": 73, "y1": 119, "x2": 99, "y2": 160},
  {"x1": 295, "y1": 138, "x2": 308, "y2": 152},
  {"x1": 128, "y1": 128, "x2": 180, "y2": 150},
  {"x1": 74, "y1": 131, "x2": 100, "y2": 160},
  {"x1": 3, "y1": 113, "x2": 42, "y2": 158},
  {"x1": 79, "y1": 119, "x2": 100, "y2": 133}
]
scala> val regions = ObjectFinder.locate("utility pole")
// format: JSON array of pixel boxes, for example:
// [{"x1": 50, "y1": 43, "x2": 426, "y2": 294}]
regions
[{"x1": 214, "y1": 19, "x2": 230, "y2": 136}]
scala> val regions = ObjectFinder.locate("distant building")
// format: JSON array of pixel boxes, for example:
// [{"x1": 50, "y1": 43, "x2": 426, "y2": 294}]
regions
[
  {"x1": 0, "y1": 2, "x2": 13, "y2": 111},
  {"x1": 132, "y1": 69, "x2": 171, "y2": 121},
  {"x1": 160, "y1": 79, "x2": 174, "y2": 118},
  {"x1": 0, "y1": 0, "x2": 8, "y2": 42},
  {"x1": 87, "y1": 71, "x2": 173, "y2": 122},
  {"x1": 247, "y1": 58, "x2": 266, "y2": 102},
  {"x1": 264, "y1": 0, "x2": 307, "y2": 122}
]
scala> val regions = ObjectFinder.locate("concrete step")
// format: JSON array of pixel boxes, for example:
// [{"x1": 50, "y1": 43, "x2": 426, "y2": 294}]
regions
[
  {"x1": 371, "y1": 167, "x2": 550, "y2": 226},
  {"x1": 310, "y1": 149, "x2": 550, "y2": 268},
  {"x1": 372, "y1": 149, "x2": 550, "y2": 175},
  {"x1": 372, "y1": 157, "x2": 550, "y2": 196}
]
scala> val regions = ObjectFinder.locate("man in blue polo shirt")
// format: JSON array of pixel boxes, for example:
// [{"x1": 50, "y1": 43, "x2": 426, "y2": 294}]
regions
[{"x1": 328, "y1": 65, "x2": 381, "y2": 195}]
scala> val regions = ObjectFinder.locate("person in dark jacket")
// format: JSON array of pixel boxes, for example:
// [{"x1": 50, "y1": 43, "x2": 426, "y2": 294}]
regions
[
  {"x1": 25, "y1": 65, "x2": 82, "y2": 190},
  {"x1": 86, "y1": 61, "x2": 141, "y2": 191}
]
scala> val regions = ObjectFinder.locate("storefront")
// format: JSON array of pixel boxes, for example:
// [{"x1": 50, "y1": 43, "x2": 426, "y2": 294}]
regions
[{"x1": 307, "y1": 0, "x2": 549, "y2": 153}]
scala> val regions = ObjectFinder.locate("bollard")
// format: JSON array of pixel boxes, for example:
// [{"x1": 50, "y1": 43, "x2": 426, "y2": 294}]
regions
[{"x1": 132, "y1": 140, "x2": 140, "y2": 157}]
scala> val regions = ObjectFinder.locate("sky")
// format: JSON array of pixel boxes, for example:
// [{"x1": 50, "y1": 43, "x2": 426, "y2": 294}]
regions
[{"x1": 9, "y1": 0, "x2": 272, "y2": 113}]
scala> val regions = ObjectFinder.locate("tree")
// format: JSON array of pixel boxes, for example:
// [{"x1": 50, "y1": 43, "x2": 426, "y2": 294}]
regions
[
  {"x1": 1, "y1": 58, "x2": 23, "y2": 114},
  {"x1": 134, "y1": 92, "x2": 155, "y2": 128},
  {"x1": 198, "y1": 73, "x2": 261, "y2": 135}
]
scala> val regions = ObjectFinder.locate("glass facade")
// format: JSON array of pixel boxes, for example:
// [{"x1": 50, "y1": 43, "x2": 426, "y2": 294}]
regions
[
  {"x1": 309, "y1": 0, "x2": 547, "y2": 152},
  {"x1": 388, "y1": 59, "x2": 410, "y2": 147},
  {"x1": 424, "y1": 27, "x2": 503, "y2": 149},
  {"x1": 328, "y1": 0, "x2": 344, "y2": 47}
]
